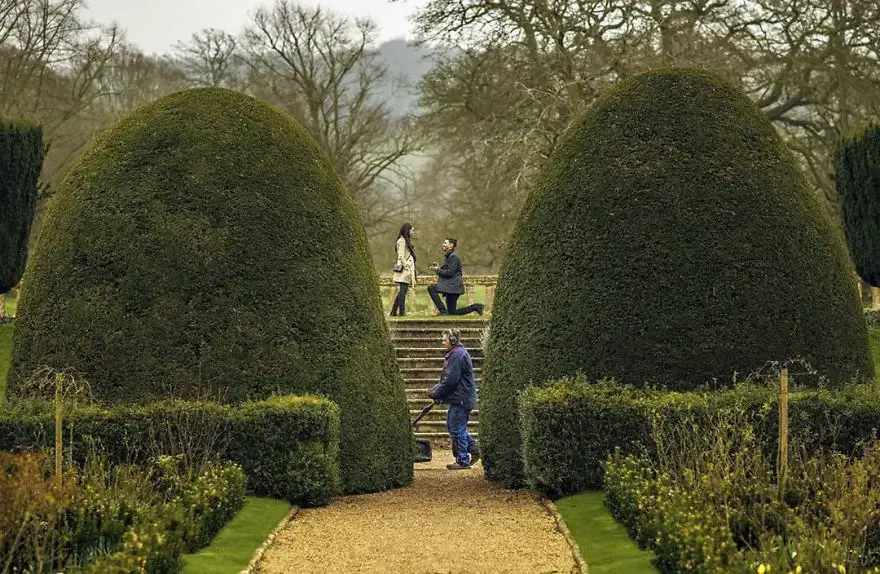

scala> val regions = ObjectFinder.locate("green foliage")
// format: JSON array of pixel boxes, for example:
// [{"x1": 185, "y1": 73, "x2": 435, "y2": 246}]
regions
[
  {"x1": 483, "y1": 68, "x2": 873, "y2": 487},
  {"x1": 0, "y1": 119, "x2": 42, "y2": 294},
  {"x1": 519, "y1": 375, "x2": 880, "y2": 497},
  {"x1": 0, "y1": 450, "x2": 244, "y2": 574},
  {"x1": 226, "y1": 395, "x2": 341, "y2": 506},
  {"x1": 867, "y1": 309, "x2": 880, "y2": 329},
  {"x1": 8, "y1": 87, "x2": 412, "y2": 494},
  {"x1": 604, "y1": 416, "x2": 880, "y2": 574},
  {"x1": 519, "y1": 379, "x2": 651, "y2": 496},
  {"x1": 153, "y1": 455, "x2": 247, "y2": 553},
  {"x1": 871, "y1": 328, "x2": 880, "y2": 373},
  {"x1": 835, "y1": 124, "x2": 880, "y2": 287},
  {"x1": 0, "y1": 394, "x2": 340, "y2": 507}
]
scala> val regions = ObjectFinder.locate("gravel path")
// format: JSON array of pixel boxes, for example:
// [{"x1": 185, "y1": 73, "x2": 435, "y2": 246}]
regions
[{"x1": 257, "y1": 450, "x2": 580, "y2": 573}]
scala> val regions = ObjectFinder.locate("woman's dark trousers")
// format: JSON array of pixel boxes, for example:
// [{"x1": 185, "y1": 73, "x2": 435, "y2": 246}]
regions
[{"x1": 391, "y1": 281, "x2": 409, "y2": 316}]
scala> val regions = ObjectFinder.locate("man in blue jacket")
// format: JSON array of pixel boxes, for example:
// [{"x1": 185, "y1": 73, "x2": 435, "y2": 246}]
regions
[{"x1": 428, "y1": 328, "x2": 480, "y2": 470}]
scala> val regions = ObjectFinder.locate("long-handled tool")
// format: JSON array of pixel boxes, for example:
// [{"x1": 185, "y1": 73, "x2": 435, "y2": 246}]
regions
[{"x1": 412, "y1": 401, "x2": 436, "y2": 463}]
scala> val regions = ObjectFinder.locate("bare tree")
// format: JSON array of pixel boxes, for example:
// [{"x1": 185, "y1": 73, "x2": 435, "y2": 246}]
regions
[
  {"x1": 0, "y1": 0, "x2": 122, "y2": 192},
  {"x1": 173, "y1": 27, "x2": 243, "y2": 89},
  {"x1": 243, "y1": 0, "x2": 422, "y2": 233},
  {"x1": 412, "y1": 0, "x2": 880, "y2": 235},
  {"x1": 95, "y1": 44, "x2": 187, "y2": 118}
]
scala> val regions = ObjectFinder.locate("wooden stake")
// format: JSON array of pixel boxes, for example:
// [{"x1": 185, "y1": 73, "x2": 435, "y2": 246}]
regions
[
  {"x1": 777, "y1": 367, "x2": 789, "y2": 499},
  {"x1": 55, "y1": 373, "x2": 63, "y2": 485}
]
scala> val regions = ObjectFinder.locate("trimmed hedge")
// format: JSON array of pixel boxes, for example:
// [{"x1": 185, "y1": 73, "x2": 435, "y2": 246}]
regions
[
  {"x1": 482, "y1": 67, "x2": 873, "y2": 487},
  {"x1": 9, "y1": 87, "x2": 412, "y2": 494},
  {"x1": 519, "y1": 376, "x2": 880, "y2": 498},
  {"x1": 0, "y1": 119, "x2": 42, "y2": 293},
  {"x1": 835, "y1": 124, "x2": 880, "y2": 287},
  {"x1": 0, "y1": 394, "x2": 339, "y2": 507},
  {"x1": 867, "y1": 308, "x2": 880, "y2": 329}
]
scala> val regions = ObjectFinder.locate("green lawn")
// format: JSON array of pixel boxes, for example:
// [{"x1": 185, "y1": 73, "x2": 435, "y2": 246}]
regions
[
  {"x1": 556, "y1": 492, "x2": 658, "y2": 574},
  {"x1": 2, "y1": 287, "x2": 18, "y2": 317},
  {"x1": 871, "y1": 328, "x2": 880, "y2": 374},
  {"x1": 0, "y1": 323, "x2": 11, "y2": 400},
  {"x1": 182, "y1": 497, "x2": 292, "y2": 574},
  {"x1": 382, "y1": 283, "x2": 491, "y2": 318}
]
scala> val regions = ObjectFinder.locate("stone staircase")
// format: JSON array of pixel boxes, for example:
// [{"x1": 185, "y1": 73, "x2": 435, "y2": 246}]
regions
[{"x1": 388, "y1": 319, "x2": 487, "y2": 444}]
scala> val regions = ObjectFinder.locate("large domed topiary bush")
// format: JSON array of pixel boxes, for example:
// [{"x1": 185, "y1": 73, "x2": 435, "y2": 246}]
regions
[
  {"x1": 0, "y1": 119, "x2": 43, "y2": 294},
  {"x1": 9, "y1": 87, "x2": 412, "y2": 494},
  {"x1": 834, "y1": 123, "x2": 880, "y2": 287},
  {"x1": 481, "y1": 68, "x2": 875, "y2": 487}
]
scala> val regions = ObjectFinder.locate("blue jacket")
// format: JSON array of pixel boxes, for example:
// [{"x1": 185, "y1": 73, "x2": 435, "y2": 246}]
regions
[{"x1": 428, "y1": 344, "x2": 477, "y2": 410}]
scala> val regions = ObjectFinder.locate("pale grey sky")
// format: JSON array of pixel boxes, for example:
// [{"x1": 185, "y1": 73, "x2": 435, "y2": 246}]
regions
[{"x1": 83, "y1": 0, "x2": 427, "y2": 55}]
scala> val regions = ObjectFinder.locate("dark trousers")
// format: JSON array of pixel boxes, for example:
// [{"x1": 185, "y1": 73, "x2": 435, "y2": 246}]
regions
[
  {"x1": 427, "y1": 284, "x2": 481, "y2": 315},
  {"x1": 391, "y1": 282, "x2": 409, "y2": 315}
]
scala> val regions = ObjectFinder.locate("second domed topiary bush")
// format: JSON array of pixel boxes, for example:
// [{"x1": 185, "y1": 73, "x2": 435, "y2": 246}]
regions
[
  {"x1": 480, "y1": 68, "x2": 875, "y2": 487},
  {"x1": 9, "y1": 88, "x2": 412, "y2": 494},
  {"x1": 835, "y1": 123, "x2": 880, "y2": 288}
]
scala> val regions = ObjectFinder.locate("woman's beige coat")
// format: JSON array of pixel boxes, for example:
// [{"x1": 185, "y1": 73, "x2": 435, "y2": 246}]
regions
[{"x1": 392, "y1": 236, "x2": 416, "y2": 285}]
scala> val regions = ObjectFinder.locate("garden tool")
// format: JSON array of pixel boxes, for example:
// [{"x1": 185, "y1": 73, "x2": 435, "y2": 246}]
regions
[{"x1": 412, "y1": 401, "x2": 436, "y2": 463}]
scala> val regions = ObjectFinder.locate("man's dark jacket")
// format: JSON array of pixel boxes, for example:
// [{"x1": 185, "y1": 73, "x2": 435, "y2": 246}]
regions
[
  {"x1": 435, "y1": 249, "x2": 465, "y2": 294},
  {"x1": 428, "y1": 344, "x2": 477, "y2": 411}
]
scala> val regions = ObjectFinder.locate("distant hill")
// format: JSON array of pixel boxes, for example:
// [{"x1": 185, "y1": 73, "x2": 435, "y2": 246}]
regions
[{"x1": 375, "y1": 38, "x2": 441, "y2": 115}]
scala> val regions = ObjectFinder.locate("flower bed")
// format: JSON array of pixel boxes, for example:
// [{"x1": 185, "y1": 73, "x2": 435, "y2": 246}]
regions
[
  {"x1": 603, "y1": 409, "x2": 880, "y2": 573},
  {"x1": 0, "y1": 451, "x2": 246, "y2": 573}
]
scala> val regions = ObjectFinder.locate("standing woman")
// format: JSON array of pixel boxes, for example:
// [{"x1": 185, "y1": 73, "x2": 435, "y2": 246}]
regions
[{"x1": 391, "y1": 223, "x2": 417, "y2": 316}]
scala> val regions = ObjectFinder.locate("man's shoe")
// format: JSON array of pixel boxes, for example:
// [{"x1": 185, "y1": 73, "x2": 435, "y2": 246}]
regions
[
  {"x1": 446, "y1": 462, "x2": 470, "y2": 470},
  {"x1": 468, "y1": 448, "x2": 481, "y2": 466},
  {"x1": 475, "y1": 303, "x2": 484, "y2": 316}
]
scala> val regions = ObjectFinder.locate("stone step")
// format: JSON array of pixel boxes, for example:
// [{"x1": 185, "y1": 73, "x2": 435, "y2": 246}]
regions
[
  {"x1": 409, "y1": 410, "x2": 480, "y2": 423},
  {"x1": 406, "y1": 390, "x2": 482, "y2": 400},
  {"x1": 396, "y1": 357, "x2": 484, "y2": 369},
  {"x1": 400, "y1": 367, "x2": 482, "y2": 380},
  {"x1": 412, "y1": 419, "x2": 479, "y2": 432},
  {"x1": 389, "y1": 319, "x2": 486, "y2": 444},
  {"x1": 413, "y1": 431, "x2": 478, "y2": 441},
  {"x1": 407, "y1": 400, "x2": 480, "y2": 412},
  {"x1": 394, "y1": 347, "x2": 485, "y2": 359},
  {"x1": 388, "y1": 319, "x2": 488, "y2": 330},
  {"x1": 405, "y1": 383, "x2": 482, "y2": 393},
  {"x1": 389, "y1": 327, "x2": 487, "y2": 339},
  {"x1": 392, "y1": 337, "x2": 483, "y2": 357},
  {"x1": 403, "y1": 377, "x2": 444, "y2": 386}
]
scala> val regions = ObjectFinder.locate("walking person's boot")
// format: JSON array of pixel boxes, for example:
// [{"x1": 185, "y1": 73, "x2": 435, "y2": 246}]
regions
[
  {"x1": 448, "y1": 442, "x2": 469, "y2": 469},
  {"x1": 468, "y1": 444, "x2": 481, "y2": 465}
]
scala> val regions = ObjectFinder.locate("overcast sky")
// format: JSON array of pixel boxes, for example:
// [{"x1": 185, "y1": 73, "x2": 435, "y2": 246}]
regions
[{"x1": 83, "y1": 0, "x2": 427, "y2": 55}]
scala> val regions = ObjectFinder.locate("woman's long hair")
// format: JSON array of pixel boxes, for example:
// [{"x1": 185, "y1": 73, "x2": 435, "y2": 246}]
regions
[{"x1": 396, "y1": 223, "x2": 416, "y2": 261}]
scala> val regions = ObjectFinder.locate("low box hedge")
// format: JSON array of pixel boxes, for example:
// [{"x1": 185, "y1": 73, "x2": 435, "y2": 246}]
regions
[
  {"x1": 0, "y1": 394, "x2": 340, "y2": 507},
  {"x1": 867, "y1": 308, "x2": 880, "y2": 329},
  {"x1": 519, "y1": 376, "x2": 880, "y2": 497}
]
